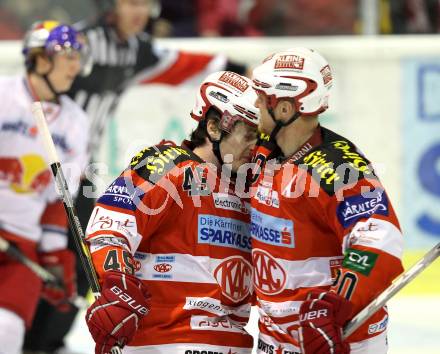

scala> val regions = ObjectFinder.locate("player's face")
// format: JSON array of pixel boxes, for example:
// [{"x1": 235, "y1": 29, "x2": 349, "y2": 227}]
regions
[
  {"x1": 48, "y1": 51, "x2": 81, "y2": 93},
  {"x1": 220, "y1": 121, "x2": 258, "y2": 173},
  {"x1": 255, "y1": 92, "x2": 276, "y2": 135},
  {"x1": 115, "y1": 0, "x2": 151, "y2": 38}
]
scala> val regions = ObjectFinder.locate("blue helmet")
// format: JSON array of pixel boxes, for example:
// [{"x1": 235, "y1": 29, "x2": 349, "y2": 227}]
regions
[{"x1": 22, "y1": 20, "x2": 82, "y2": 58}]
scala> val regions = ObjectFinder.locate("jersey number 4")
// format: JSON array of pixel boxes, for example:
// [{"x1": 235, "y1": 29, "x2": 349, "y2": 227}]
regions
[
  {"x1": 182, "y1": 166, "x2": 210, "y2": 196},
  {"x1": 103, "y1": 249, "x2": 135, "y2": 275}
]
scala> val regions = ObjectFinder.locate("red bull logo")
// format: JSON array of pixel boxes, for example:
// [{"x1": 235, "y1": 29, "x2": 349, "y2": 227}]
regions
[
  {"x1": 0, "y1": 154, "x2": 51, "y2": 194},
  {"x1": 214, "y1": 256, "x2": 252, "y2": 302}
]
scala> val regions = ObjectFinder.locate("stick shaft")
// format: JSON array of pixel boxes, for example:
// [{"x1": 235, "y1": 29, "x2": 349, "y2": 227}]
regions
[
  {"x1": 50, "y1": 162, "x2": 101, "y2": 298},
  {"x1": 32, "y1": 102, "x2": 100, "y2": 298},
  {"x1": 343, "y1": 242, "x2": 440, "y2": 338},
  {"x1": 0, "y1": 235, "x2": 56, "y2": 283},
  {"x1": 32, "y1": 102, "x2": 122, "y2": 353}
]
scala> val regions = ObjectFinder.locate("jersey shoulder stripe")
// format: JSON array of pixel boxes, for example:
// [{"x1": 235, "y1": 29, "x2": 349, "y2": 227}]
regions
[
  {"x1": 130, "y1": 144, "x2": 203, "y2": 184},
  {"x1": 296, "y1": 127, "x2": 378, "y2": 195}
]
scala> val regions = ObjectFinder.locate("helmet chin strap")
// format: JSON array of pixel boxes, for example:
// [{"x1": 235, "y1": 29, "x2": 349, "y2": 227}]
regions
[
  {"x1": 208, "y1": 132, "x2": 225, "y2": 166},
  {"x1": 38, "y1": 59, "x2": 61, "y2": 101},
  {"x1": 210, "y1": 133, "x2": 239, "y2": 181},
  {"x1": 200, "y1": 118, "x2": 225, "y2": 166},
  {"x1": 42, "y1": 75, "x2": 61, "y2": 101},
  {"x1": 268, "y1": 107, "x2": 301, "y2": 141}
]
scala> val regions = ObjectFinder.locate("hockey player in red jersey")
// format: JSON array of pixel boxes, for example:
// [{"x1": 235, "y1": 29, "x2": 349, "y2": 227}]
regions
[
  {"x1": 25, "y1": 2, "x2": 251, "y2": 350},
  {"x1": 84, "y1": 71, "x2": 259, "y2": 353},
  {"x1": 0, "y1": 21, "x2": 89, "y2": 354},
  {"x1": 249, "y1": 48, "x2": 404, "y2": 353}
]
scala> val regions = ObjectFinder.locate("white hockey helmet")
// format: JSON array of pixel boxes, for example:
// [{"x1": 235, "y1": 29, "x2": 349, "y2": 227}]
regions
[
  {"x1": 191, "y1": 71, "x2": 259, "y2": 133},
  {"x1": 252, "y1": 47, "x2": 333, "y2": 116}
]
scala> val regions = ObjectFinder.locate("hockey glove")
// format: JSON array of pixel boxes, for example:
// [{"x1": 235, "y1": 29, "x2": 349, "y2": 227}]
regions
[
  {"x1": 39, "y1": 248, "x2": 76, "y2": 312},
  {"x1": 299, "y1": 290, "x2": 353, "y2": 354},
  {"x1": 86, "y1": 271, "x2": 150, "y2": 354}
]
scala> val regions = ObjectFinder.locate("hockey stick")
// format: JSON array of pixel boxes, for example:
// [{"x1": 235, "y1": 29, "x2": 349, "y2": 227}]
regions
[
  {"x1": 0, "y1": 235, "x2": 88, "y2": 309},
  {"x1": 32, "y1": 102, "x2": 122, "y2": 354},
  {"x1": 343, "y1": 241, "x2": 440, "y2": 338}
]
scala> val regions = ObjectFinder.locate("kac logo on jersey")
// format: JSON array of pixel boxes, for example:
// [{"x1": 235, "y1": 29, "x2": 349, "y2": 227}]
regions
[
  {"x1": 152, "y1": 255, "x2": 175, "y2": 279},
  {"x1": 198, "y1": 214, "x2": 251, "y2": 252},
  {"x1": 337, "y1": 189, "x2": 389, "y2": 228},
  {"x1": 252, "y1": 248, "x2": 286, "y2": 295},
  {"x1": 250, "y1": 209, "x2": 295, "y2": 248},
  {"x1": 153, "y1": 263, "x2": 172, "y2": 273},
  {"x1": 214, "y1": 256, "x2": 252, "y2": 302}
]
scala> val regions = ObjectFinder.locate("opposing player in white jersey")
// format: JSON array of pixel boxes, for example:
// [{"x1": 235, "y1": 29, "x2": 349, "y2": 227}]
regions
[{"x1": 0, "y1": 21, "x2": 89, "y2": 353}]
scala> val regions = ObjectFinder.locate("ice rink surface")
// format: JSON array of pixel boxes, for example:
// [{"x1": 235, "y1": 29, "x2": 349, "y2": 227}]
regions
[{"x1": 67, "y1": 295, "x2": 440, "y2": 354}]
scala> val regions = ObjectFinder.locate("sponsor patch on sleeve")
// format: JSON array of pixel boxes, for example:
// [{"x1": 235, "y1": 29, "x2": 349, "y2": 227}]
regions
[
  {"x1": 336, "y1": 189, "x2": 389, "y2": 228},
  {"x1": 368, "y1": 314, "x2": 388, "y2": 334},
  {"x1": 98, "y1": 177, "x2": 142, "y2": 211},
  {"x1": 130, "y1": 145, "x2": 201, "y2": 184},
  {"x1": 342, "y1": 248, "x2": 379, "y2": 276},
  {"x1": 86, "y1": 207, "x2": 141, "y2": 251}
]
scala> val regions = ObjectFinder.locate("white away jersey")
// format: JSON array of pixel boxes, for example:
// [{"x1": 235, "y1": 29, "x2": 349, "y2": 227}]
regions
[{"x1": 0, "y1": 76, "x2": 89, "y2": 244}]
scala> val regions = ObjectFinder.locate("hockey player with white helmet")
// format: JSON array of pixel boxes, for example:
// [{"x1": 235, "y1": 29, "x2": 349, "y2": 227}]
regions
[
  {"x1": 84, "y1": 71, "x2": 259, "y2": 353},
  {"x1": 0, "y1": 21, "x2": 88, "y2": 354},
  {"x1": 250, "y1": 48, "x2": 404, "y2": 353},
  {"x1": 253, "y1": 47, "x2": 332, "y2": 138},
  {"x1": 25, "y1": 2, "x2": 252, "y2": 349},
  {"x1": 191, "y1": 71, "x2": 260, "y2": 168}
]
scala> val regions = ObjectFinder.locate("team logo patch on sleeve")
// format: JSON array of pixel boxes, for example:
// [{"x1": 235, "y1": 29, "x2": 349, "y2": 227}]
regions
[
  {"x1": 250, "y1": 209, "x2": 295, "y2": 248},
  {"x1": 342, "y1": 248, "x2": 379, "y2": 276},
  {"x1": 336, "y1": 189, "x2": 389, "y2": 228}
]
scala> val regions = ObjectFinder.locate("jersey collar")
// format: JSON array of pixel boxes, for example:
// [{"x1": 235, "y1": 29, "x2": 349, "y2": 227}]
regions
[{"x1": 288, "y1": 124, "x2": 323, "y2": 163}]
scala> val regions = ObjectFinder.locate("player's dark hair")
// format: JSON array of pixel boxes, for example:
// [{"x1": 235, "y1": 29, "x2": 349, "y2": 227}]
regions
[
  {"x1": 189, "y1": 108, "x2": 221, "y2": 148},
  {"x1": 25, "y1": 50, "x2": 45, "y2": 73}
]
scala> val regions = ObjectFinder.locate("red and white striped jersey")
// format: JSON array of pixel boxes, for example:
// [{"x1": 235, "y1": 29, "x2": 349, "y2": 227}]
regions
[
  {"x1": 86, "y1": 142, "x2": 254, "y2": 353},
  {"x1": 0, "y1": 76, "x2": 88, "y2": 250},
  {"x1": 250, "y1": 126, "x2": 404, "y2": 353}
]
